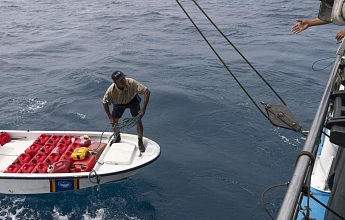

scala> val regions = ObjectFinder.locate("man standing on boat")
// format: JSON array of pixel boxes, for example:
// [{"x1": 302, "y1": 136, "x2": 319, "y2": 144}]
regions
[{"x1": 102, "y1": 70, "x2": 150, "y2": 153}]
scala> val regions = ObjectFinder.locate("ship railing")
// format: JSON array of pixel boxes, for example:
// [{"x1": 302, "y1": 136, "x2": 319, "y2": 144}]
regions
[{"x1": 276, "y1": 40, "x2": 345, "y2": 220}]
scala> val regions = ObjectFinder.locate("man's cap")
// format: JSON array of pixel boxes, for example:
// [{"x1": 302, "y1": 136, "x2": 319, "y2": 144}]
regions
[{"x1": 112, "y1": 70, "x2": 126, "y2": 82}]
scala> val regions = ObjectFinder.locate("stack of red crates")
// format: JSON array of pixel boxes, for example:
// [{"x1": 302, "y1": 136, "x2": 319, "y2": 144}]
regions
[{"x1": 3, "y1": 134, "x2": 107, "y2": 174}]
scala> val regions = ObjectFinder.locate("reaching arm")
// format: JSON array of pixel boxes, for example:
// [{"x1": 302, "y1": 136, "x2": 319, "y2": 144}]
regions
[
  {"x1": 103, "y1": 103, "x2": 116, "y2": 126},
  {"x1": 291, "y1": 18, "x2": 330, "y2": 34},
  {"x1": 138, "y1": 88, "x2": 150, "y2": 115},
  {"x1": 103, "y1": 103, "x2": 112, "y2": 119}
]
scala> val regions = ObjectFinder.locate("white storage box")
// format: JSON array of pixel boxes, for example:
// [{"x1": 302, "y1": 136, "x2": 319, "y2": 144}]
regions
[{"x1": 104, "y1": 143, "x2": 135, "y2": 165}]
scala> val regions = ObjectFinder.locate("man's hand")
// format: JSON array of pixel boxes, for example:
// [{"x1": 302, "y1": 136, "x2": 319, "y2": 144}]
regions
[
  {"x1": 336, "y1": 29, "x2": 345, "y2": 41},
  {"x1": 291, "y1": 19, "x2": 309, "y2": 34},
  {"x1": 138, "y1": 108, "x2": 146, "y2": 116}
]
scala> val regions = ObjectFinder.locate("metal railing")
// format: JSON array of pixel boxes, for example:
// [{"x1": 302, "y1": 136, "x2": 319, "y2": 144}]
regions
[{"x1": 276, "y1": 41, "x2": 345, "y2": 219}]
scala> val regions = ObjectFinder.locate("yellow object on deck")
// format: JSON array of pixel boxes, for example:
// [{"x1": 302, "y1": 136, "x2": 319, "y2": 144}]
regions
[{"x1": 71, "y1": 147, "x2": 89, "y2": 160}]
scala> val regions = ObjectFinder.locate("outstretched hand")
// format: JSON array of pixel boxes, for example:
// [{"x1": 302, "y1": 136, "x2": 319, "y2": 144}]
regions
[{"x1": 291, "y1": 19, "x2": 309, "y2": 34}]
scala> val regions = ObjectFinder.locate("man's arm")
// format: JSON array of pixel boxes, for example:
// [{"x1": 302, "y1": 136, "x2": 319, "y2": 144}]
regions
[
  {"x1": 291, "y1": 18, "x2": 330, "y2": 34},
  {"x1": 103, "y1": 103, "x2": 112, "y2": 119},
  {"x1": 103, "y1": 102, "x2": 116, "y2": 127},
  {"x1": 139, "y1": 88, "x2": 150, "y2": 115}
]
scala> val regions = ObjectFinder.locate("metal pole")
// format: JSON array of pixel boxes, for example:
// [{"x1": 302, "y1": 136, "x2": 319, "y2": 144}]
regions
[{"x1": 276, "y1": 51, "x2": 343, "y2": 219}]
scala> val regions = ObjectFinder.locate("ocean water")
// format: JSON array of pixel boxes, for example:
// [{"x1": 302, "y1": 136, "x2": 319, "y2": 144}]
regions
[{"x1": 0, "y1": 0, "x2": 341, "y2": 219}]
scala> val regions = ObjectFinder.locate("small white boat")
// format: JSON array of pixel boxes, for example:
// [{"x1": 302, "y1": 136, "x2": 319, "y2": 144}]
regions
[{"x1": 0, "y1": 130, "x2": 160, "y2": 194}]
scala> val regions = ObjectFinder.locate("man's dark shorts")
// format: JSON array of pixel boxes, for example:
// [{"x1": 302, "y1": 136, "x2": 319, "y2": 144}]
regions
[{"x1": 112, "y1": 95, "x2": 141, "y2": 118}]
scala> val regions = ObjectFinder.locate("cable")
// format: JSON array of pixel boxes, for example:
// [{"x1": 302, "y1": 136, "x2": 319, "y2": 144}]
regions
[
  {"x1": 176, "y1": 0, "x2": 270, "y2": 120},
  {"x1": 190, "y1": 0, "x2": 286, "y2": 105},
  {"x1": 88, "y1": 169, "x2": 101, "y2": 184},
  {"x1": 93, "y1": 123, "x2": 112, "y2": 152},
  {"x1": 176, "y1": 0, "x2": 295, "y2": 122},
  {"x1": 309, "y1": 194, "x2": 345, "y2": 220},
  {"x1": 312, "y1": 57, "x2": 335, "y2": 71},
  {"x1": 261, "y1": 182, "x2": 289, "y2": 220},
  {"x1": 116, "y1": 114, "x2": 143, "y2": 132},
  {"x1": 321, "y1": 129, "x2": 330, "y2": 138}
]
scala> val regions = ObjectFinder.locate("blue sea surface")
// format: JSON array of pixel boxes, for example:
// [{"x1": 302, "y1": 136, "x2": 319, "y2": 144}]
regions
[{"x1": 0, "y1": 0, "x2": 340, "y2": 219}]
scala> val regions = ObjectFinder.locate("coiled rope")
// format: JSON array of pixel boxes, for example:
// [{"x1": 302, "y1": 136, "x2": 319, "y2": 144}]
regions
[
  {"x1": 116, "y1": 114, "x2": 143, "y2": 132},
  {"x1": 88, "y1": 169, "x2": 101, "y2": 184},
  {"x1": 312, "y1": 56, "x2": 335, "y2": 71}
]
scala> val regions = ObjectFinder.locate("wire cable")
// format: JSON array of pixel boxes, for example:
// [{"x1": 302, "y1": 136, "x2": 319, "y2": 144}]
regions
[
  {"x1": 190, "y1": 0, "x2": 286, "y2": 105},
  {"x1": 176, "y1": 0, "x2": 285, "y2": 120},
  {"x1": 261, "y1": 182, "x2": 289, "y2": 220},
  {"x1": 312, "y1": 57, "x2": 336, "y2": 71},
  {"x1": 309, "y1": 194, "x2": 345, "y2": 220}
]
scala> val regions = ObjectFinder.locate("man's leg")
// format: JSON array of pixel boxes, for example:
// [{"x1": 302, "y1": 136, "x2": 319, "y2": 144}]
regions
[
  {"x1": 112, "y1": 117, "x2": 120, "y2": 133},
  {"x1": 137, "y1": 121, "x2": 145, "y2": 152},
  {"x1": 112, "y1": 117, "x2": 122, "y2": 143},
  {"x1": 137, "y1": 120, "x2": 143, "y2": 139},
  {"x1": 112, "y1": 105, "x2": 125, "y2": 143},
  {"x1": 129, "y1": 96, "x2": 143, "y2": 139},
  {"x1": 129, "y1": 97, "x2": 145, "y2": 152}
]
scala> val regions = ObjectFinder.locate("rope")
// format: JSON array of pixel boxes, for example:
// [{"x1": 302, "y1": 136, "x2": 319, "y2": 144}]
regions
[
  {"x1": 261, "y1": 182, "x2": 289, "y2": 220},
  {"x1": 312, "y1": 57, "x2": 335, "y2": 71},
  {"x1": 110, "y1": 114, "x2": 143, "y2": 144},
  {"x1": 115, "y1": 114, "x2": 143, "y2": 132},
  {"x1": 93, "y1": 123, "x2": 111, "y2": 151},
  {"x1": 88, "y1": 169, "x2": 101, "y2": 184},
  {"x1": 176, "y1": 0, "x2": 285, "y2": 121}
]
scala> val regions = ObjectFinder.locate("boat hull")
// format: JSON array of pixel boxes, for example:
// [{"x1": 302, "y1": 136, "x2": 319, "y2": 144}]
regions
[{"x1": 0, "y1": 169, "x2": 140, "y2": 194}]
